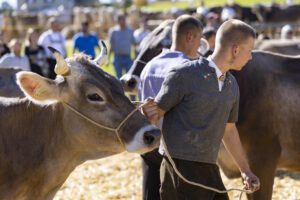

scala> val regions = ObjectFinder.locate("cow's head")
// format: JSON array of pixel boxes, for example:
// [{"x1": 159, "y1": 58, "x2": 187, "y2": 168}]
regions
[
  {"x1": 251, "y1": 3, "x2": 271, "y2": 22},
  {"x1": 16, "y1": 41, "x2": 161, "y2": 156},
  {"x1": 120, "y1": 19, "x2": 174, "y2": 94}
]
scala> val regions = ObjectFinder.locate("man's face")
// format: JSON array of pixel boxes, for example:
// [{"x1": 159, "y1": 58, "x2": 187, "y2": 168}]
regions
[
  {"x1": 232, "y1": 37, "x2": 255, "y2": 70},
  {"x1": 118, "y1": 16, "x2": 126, "y2": 28},
  {"x1": 12, "y1": 42, "x2": 22, "y2": 55},
  {"x1": 82, "y1": 23, "x2": 89, "y2": 32},
  {"x1": 51, "y1": 21, "x2": 59, "y2": 32}
]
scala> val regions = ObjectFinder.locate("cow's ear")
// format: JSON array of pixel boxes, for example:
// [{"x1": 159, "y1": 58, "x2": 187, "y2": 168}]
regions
[{"x1": 16, "y1": 72, "x2": 58, "y2": 102}]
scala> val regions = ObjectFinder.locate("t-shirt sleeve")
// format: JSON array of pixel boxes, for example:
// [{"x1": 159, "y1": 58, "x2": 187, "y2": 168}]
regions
[
  {"x1": 155, "y1": 69, "x2": 185, "y2": 112},
  {"x1": 228, "y1": 84, "x2": 240, "y2": 123}
]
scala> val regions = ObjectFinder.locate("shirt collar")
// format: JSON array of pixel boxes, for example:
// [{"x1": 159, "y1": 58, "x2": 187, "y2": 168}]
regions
[{"x1": 207, "y1": 56, "x2": 225, "y2": 79}]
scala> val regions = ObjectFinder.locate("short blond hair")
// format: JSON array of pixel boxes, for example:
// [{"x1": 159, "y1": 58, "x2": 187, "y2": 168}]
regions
[
  {"x1": 215, "y1": 19, "x2": 256, "y2": 50},
  {"x1": 172, "y1": 14, "x2": 203, "y2": 43}
]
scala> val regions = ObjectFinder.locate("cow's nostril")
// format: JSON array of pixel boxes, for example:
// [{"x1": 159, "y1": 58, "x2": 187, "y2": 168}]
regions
[
  {"x1": 128, "y1": 78, "x2": 137, "y2": 89},
  {"x1": 143, "y1": 132, "x2": 155, "y2": 145},
  {"x1": 143, "y1": 129, "x2": 161, "y2": 145}
]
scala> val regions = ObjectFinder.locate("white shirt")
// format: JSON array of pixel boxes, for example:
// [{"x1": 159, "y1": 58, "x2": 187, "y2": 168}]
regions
[
  {"x1": 207, "y1": 56, "x2": 225, "y2": 91},
  {"x1": 0, "y1": 53, "x2": 30, "y2": 71},
  {"x1": 38, "y1": 30, "x2": 66, "y2": 59}
]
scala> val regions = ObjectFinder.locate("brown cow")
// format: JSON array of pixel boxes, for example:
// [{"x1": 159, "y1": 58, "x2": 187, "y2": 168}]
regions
[
  {"x1": 255, "y1": 39, "x2": 300, "y2": 55},
  {"x1": 0, "y1": 42, "x2": 160, "y2": 200}
]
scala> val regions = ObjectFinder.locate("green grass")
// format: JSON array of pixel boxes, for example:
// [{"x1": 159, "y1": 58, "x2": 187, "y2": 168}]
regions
[{"x1": 143, "y1": 0, "x2": 300, "y2": 11}]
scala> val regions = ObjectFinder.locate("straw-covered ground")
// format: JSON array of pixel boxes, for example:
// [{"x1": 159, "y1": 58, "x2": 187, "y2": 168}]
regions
[{"x1": 54, "y1": 152, "x2": 300, "y2": 200}]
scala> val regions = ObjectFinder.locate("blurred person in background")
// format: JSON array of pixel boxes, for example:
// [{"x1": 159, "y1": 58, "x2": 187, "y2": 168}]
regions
[
  {"x1": 205, "y1": 12, "x2": 219, "y2": 30},
  {"x1": 281, "y1": 24, "x2": 295, "y2": 40},
  {"x1": 38, "y1": 17, "x2": 66, "y2": 79},
  {"x1": 0, "y1": 32, "x2": 10, "y2": 58},
  {"x1": 0, "y1": 39, "x2": 30, "y2": 71},
  {"x1": 202, "y1": 26, "x2": 217, "y2": 52},
  {"x1": 108, "y1": 13, "x2": 135, "y2": 79},
  {"x1": 25, "y1": 28, "x2": 47, "y2": 76},
  {"x1": 72, "y1": 21, "x2": 100, "y2": 59},
  {"x1": 134, "y1": 17, "x2": 150, "y2": 57}
]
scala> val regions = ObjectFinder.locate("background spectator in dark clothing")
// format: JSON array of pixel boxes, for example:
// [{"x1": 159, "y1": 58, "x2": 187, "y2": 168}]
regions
[
  {"x1": 25, "y1": 28, "x2": 47, "y2": 76},
  {"x1": 202, "y1": 26, "x2": 217, "y2": 51},
  {"x1": 0, "y1": 32, "x2": 10, "y2": 58}
]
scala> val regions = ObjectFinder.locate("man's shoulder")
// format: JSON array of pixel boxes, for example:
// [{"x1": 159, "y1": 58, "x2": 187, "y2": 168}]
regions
[
  {"x1": 90, "y1": 33, "x2": 98, "y2": 39},
  {"x1": 110, "y1": 26, "x2": 120, "y2": 32},
  {"x1": 39, "y1": 30, "x2": 50, "y2": 40},
  {"x1": 172, "y1": 57, "x2": 209, "y2": 73},
  {"x1": 72, "y1": 32, "x2": 83, "y2": 40}
]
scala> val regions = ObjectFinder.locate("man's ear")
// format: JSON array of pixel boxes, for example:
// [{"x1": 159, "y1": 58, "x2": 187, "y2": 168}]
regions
[
  {"x1": 232, "y1": 45, "x2": 240, "y2": 56},
  {"x1": 186, "y1": 32, "x2": 194, "y2": 42},
  {"x1": 16, "y1": 72, "x2": 59, "y2": 102}
]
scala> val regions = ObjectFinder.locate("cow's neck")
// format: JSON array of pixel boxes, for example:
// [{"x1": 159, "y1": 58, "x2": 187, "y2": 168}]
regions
[{"x1": 0, "y1": 98, "x2": 92, "y2": 199}]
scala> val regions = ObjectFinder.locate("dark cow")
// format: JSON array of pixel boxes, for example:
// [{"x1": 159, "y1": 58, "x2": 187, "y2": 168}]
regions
[
  {"x1": 0, "y1": 43, "x2": 161, "y2": 200},
  {"x1": 231, "y1": 4, "x2": 259, "y2": 23},
  {"x1": 255, "y1": 39, "x2": 300, "y2": 55},
  {"x1": 252, "y1": 3, "x2": 300, "y2": 23},
  {"x1": 120, "y1": 19, "x2": 174, "y2": 94},
  {"x1": 0, "y1": 68, "x2": 24, "y2": 97},
  {"x1": 218, "y1": 50, "x2": 300, "y2": 200},
  {"x1": 121, "y1": 23, "x2": 300, "y2": 199}
]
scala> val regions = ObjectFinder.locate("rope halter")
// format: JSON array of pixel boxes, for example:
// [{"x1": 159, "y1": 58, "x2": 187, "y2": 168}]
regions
[{"x1": 62, "y1": 100, "x2": 152, "y2": 150}]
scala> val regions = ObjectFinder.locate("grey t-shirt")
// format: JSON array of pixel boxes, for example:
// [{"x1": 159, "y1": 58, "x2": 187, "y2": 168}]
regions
[
  {"x1": 108, "y1": 26, "x2": 135, "y2": 56},
  {"x1": 156, "y1": 57, "x2": 239, "y2": 164}
]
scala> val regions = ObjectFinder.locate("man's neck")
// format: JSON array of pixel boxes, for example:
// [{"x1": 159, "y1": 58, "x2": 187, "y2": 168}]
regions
[
  {"x1": 170, "y1": 43, "x2": 196, "y2": 59},
  {"x1": 83, "y1": 31, "x2": 89, "y2": 37},
  {"x1": 210, "y1": 52, "x2": 230, "y2": 74},
  {"x1": 119, "y1": 25, "x2": 126, "y2": 30}
]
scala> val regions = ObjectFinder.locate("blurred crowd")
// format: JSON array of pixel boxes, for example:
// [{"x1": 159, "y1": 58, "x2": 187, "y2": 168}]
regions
[{"x1": 0, "y1": 0, "x2": 298, "y2": 80}]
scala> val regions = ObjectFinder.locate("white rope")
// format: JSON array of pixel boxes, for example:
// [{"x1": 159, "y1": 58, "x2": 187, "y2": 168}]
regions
[{"x1": 62, "y1": 100, "x2": 151, "y2": 150}]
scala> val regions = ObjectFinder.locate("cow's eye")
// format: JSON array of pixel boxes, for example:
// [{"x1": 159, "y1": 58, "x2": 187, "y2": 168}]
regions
[{"x1": 87, "y1": 93, "x2": 103, "y2": 102}]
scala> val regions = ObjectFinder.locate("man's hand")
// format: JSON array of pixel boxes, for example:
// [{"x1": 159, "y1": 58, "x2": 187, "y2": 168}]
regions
[
  {"x1": 241, "y1": 170, "x2": 260, "y2": 192},
  {"x1": 142, "y1": 97, "x2": 159, "y2": 124}
]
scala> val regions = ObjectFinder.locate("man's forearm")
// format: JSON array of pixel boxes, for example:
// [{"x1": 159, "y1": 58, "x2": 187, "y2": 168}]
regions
[{"x1": 222, "y1": 123, "x2": 251, "y2": 173}]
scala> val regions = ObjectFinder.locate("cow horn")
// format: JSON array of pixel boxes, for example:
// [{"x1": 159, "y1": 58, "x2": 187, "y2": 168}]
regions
[
  {"x1": 48, "y1": 46, "x2": 69, "y2": 75},
  {"x1": 93, "y1": 40, "x2": 107, "y2": 66}
]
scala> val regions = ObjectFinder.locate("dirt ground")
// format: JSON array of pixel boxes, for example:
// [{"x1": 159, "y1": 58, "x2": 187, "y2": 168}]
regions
[{"x1": 54, "y1": 152, "x2": 300, "y2": 200}]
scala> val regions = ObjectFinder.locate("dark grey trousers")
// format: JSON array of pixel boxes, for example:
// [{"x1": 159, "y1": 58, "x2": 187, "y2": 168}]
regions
[{"x1": 160, "y1": 156, "x2": 229, "y2": 200}]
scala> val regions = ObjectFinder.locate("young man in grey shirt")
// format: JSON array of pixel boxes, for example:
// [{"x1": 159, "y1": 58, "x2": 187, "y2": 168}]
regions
[{"x1": 143, "y1": 19, "x2": 260, "y2": 199}]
